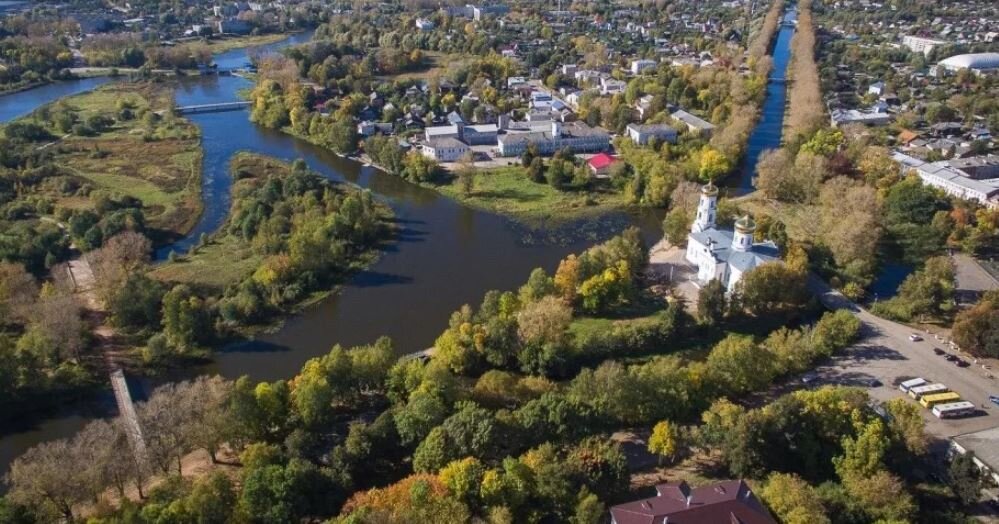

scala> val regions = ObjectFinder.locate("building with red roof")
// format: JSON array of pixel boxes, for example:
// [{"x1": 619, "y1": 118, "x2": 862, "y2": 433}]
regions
[
  {"x1": 588, "y1": 152, "x2": 618, "y2": 178},
  {"x1": 609, "y1": 480, "x2": 776, "y2": 524}
]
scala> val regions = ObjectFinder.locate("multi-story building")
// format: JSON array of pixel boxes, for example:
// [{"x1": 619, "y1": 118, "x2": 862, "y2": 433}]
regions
[
  {"x1": 422, "y1": 137, "x2": 470, "y2": 162},
  {"x1": 626, "y1": 123, "x2": 678, "y2": 145},
  {"x1": 630, "y1": 59, "x2": 657, "y2": 75},
  {"x1": 497, "y1": 121, "x2": 610, "y2": 157},
  {"x1": 902, "y1": 35, "x2": 947, "y2": 56},
  {"x1": 893, "y1": 152, "x2": 999, "y2": 208},
  {"x1": 671, "y1": 109, "x2": 715, "y2": 136}
]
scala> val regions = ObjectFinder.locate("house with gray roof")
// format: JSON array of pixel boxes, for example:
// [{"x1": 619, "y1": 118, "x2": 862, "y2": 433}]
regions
[{"x1": 671, "y1": 109, "x2": 716, "y2": 136}]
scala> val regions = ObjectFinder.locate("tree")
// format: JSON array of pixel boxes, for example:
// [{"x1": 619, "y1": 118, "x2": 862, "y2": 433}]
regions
[
  {"x1": 456, "y1": 152, "x2": 476, "y2": 196},
  {"x1": 952, "y1": 291, "x2": 999, "y2": 358},
  {"x1": 161, "y1": 284, "x2": 211, "y2": 352},
  {"x1": 949, "y1": 452, "x2": 983, "y2": 505},
  {"x1": 733, "y1": 262, "x2": 809, "y2": 317},
  {"x1": 760, "y1": 473, "x2": 829, "y2": 524},
  {"x1": 840, "y1": 471, "x2": 915, "y2": 522},
  {"x1": 648, "y1": 420, "x2": 680, "y2": 465},
  {"x1": 706, "y1": 334, "x2": 773, "y2": 394},
  {"x1": 834, "y1": 419, "x2": 889, "y2": 481},
  {"x1": 696, "y1": 279, "x2": 726, "y2": 326},
  {"x1": 698, "y1": 147, "x2": 731, "y2": 182},
  {"x1": 6, "y1": 439, "x2": 90, "y2": 521},
  {"x1": 0, "y1": 262, "x2": 37, "y2": 325},
  {"x1": 438, "y1": 457, "x2": 485, "y2": 507},
  {"x1": 516, "y1": 296, "x2": 572, "y2": 348},
  {"x1": 662, "y1": 208, "x2": 692, "y2": 246}
]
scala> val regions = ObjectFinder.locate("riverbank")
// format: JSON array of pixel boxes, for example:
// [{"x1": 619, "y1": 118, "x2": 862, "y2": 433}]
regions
[
  {"x1": 436, "y1": 165, "x2": 632, "y2": 224},
  {"x1": 6, "y1": 82, "x2": 205, "y2": 243},
  {"x1": 149, "y1": 152, "x2": 394, "y2": 337}
]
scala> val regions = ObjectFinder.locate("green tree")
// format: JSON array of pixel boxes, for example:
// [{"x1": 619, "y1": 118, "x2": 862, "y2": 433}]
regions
[
  {"x1": 161, "y1": 284, "x2": 210, "y2": 352},
  {"x1": 697, "y1": 279, "x2": 726, "y2": 326},
  {"x1": 948, "y1": 452, "x2": 983, "y2": 505}
]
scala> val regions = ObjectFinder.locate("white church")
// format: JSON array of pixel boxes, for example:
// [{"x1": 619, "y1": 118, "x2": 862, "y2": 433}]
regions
[{"x1": 684, "y1": 182, "x2": 780, "y2": 292}]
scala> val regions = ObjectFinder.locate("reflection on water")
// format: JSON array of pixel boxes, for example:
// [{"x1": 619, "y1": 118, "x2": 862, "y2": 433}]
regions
[
  {"x1": 0, "y1": 33, "x2": 663, "y2": 473},
  {"x1": 733, "y1": 22, "x2": 795, "y2": 194}
]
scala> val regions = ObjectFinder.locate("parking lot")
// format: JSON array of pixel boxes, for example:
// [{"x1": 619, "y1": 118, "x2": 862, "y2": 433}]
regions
[{"x1": 808, "y1": 279, "x2": 999, "y2": 439}]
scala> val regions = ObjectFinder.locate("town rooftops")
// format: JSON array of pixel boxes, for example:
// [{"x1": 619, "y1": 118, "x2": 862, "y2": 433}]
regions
[
  {"x1": 610, "y1": 480, "x2": 776, "y2": 524},
  {"x1": 627, "y1": 123, "x2": 678, "y2": 134},
  {"x1": 424, "y1": 137, "x2": 467, "y2": 149},
  {"x1": 671, "y1": 109, "x2": 716, "y2": 131}
]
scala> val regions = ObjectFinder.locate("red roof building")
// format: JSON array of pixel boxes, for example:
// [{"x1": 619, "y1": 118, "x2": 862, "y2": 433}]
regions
[
  {"x1": 609, "y1": 480, "x2": 776, "y2": 524},
  {"x1": 588, "y1": 152, "x2": 618, "y2": 177}
]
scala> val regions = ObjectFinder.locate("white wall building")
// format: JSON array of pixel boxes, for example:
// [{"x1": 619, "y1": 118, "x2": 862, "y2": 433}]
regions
[
  {"x1": 902, "y1": 35, "x2": 947, "y2": 56},
  {"x1": 630, "y1": 59, "x2": 657, "y2": 75},
  {"x1": 684, "y1": 184, "x2": 780, "y2": 292},
  {"x1": 626, "y1": 124, "x2": 678, "y2": 145},
  {"x1": 893, "y1": 152, "x2": 999, "y2": 208},
  {"x1": 422, "y1": 137, "x2": 470, "y2": 162}
]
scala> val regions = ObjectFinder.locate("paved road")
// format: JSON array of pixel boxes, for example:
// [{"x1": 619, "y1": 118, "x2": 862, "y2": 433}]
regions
[
  {"x1": 954, "y1": 253, "x2": 999, "y2": 306},
  {"x1": 807, "y1": 276, "x2": 999, "y2": 439}
]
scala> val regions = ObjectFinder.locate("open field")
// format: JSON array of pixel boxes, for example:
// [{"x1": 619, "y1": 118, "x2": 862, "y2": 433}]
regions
[
  {"x1": 149, "y1": 234, "x2": 262, "y2": 291},
  {"x1": 200, "y1": 32, "x2": 290, "y2": 53},
  {"x1": 26, "y1": 83, "x2": 203, "y2": 240},
  {"x1": 436, "y1": 166, "x2": 630, "y2": 223},
  {"x1": 378, "y1": 50, "x2": 467, "y2": 81}
]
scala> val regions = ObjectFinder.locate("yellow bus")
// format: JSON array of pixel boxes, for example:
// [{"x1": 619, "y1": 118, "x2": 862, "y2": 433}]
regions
[{"x1": 919, "y1": 391, "x2": 961, "y2": 409}]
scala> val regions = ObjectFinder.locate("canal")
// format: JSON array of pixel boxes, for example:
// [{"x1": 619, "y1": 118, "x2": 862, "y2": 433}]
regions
[{"x1": 734, "y1": 15, "x2": 795, "y2": 193}]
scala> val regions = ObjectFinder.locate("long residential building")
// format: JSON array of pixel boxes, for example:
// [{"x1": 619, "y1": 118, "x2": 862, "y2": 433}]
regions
[
  {"x1": 893, "y1": 152, "x2": 999, "y2": 208},
  {"x1": 497, "y1": 121, "x2": 610, "y2": 157}
]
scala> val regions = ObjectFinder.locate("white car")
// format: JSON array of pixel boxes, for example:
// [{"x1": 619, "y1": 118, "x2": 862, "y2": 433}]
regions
[{"x1": 909, "y1": 334, "x2": 923, "y2": 342}]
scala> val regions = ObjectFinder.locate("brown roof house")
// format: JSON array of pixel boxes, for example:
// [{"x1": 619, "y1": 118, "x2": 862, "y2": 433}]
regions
[{"x1": 609, "y1": 480, "x2": 776, "y2": 524}]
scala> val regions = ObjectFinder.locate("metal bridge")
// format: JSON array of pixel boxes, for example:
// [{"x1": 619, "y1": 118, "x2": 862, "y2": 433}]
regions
[{"x1": 173, "y1": 101, "x2": 252, "y2": 115}]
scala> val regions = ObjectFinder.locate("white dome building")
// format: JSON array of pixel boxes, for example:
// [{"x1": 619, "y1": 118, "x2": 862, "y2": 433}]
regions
[{"x1": 938, "y1": 52, "x2": 999, "y2": 74}]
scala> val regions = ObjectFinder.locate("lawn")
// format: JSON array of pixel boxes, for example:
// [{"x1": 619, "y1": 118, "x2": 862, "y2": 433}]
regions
[
  {"x1": 149, "y1": 234, "x2": 262, "y2": 292},
  {"x1": 436, "y1": 166, "x2": 630, "y2": 223},
  {"x1": 27, "y1": 83, "x2": 204, "y2": 241},
  {"x1": 378, "y1": 50, "x2": 468, "y2": 81},
  {"x1": 201, "y1": 33, "x2": 290, "y2": 54}
]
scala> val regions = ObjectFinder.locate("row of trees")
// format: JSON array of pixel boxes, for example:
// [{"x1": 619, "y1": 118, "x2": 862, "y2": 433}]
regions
[{"x1": 785, "y1": 0, "x2": 826, "y2": 140}]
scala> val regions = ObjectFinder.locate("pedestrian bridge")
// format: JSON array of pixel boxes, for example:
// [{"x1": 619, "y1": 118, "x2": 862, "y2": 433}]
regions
[{"x1": 173, "y1": 101, "x2": 252, "y2": 115}]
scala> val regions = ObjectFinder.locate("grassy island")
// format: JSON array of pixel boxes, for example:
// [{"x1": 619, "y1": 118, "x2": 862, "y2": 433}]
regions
[
  {"x1": 5, "y1": 82, "x2": 203, "y2": 244},
  {"x1": 150, "y1": 152, "x2": 393, "y2": 332}
]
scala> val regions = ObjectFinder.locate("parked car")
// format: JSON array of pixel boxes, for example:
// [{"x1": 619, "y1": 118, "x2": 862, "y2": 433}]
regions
[
  {"x1": 909, "y1": 334, "x2": 923, "y2": 342},
  {"x1": 945, "y1": 354, "x2": 958, "y2": 361},
  {"x1": 801, "y1": 373, "x2": 817, "y2": 385},
  {"x1": 955, "y1": 359, "x2": 970, "y2": 368},
  {"x1": 862, "y1": 378, "x2": 882, "y2": 387},
  {"x1": 933, "y1": 347, "x2": 945, "y2": 355},
  {"x1": 989, "y1": 395, "x2": 999, "y2": 407}
]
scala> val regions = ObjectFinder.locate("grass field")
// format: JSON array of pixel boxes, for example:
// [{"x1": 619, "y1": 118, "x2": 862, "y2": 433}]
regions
[
  {"x1": 436, "y1": 166, "x2": 630, "y2": 223},
  {"x1": 201, "y1": 33, "x2": 290, "y2": 54},
  {"x1": 26, "y1": 83, "x2": 203, "y2": 241},
  {"x1": 149, "y1": 234, "x2": 262, "y2": 291},
  {"x1": 378, "y1": 50, "x2": 467, "y2": 81}
]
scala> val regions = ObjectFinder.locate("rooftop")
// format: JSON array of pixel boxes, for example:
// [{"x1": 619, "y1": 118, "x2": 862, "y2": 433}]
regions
[
  {"x1": 610, "y1": 480, "x2": 776, "y2": 524},
  {"x1": 689, "y1": 228, "x2": 780, "y2": 272}
]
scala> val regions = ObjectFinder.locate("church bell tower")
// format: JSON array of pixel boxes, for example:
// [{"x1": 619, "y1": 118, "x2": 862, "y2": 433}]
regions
[{"x1": 691, "y1": 182, "x2": 718, "y2": 233}]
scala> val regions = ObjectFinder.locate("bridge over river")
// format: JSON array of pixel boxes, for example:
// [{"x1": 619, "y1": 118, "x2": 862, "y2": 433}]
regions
[{"x1": 170, "y1": 101, "x2": 252, "y2": 115}]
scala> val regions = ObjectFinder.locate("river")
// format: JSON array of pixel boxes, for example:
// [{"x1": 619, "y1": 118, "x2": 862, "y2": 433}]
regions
[
  {"x1": 0, "y1": 33, "x2": 662, "y2": 475},
  {"x1": 1, "y1": 19, "x2": 796, "y2": 476}
]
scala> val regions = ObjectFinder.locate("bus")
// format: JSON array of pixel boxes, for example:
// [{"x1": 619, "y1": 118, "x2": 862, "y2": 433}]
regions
[
  {"x1": 932, "y1": 401, "x2": 976, "y2": 419},
  {"x1": 908, "y1": 383, "x2": 948, "y2": 400},
  {"x1": 919, "y1": 391, "x2": 961, "y2": 409},
  {"x1": 899, "y1": 377, "x2": 927, "y2": 393}
]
